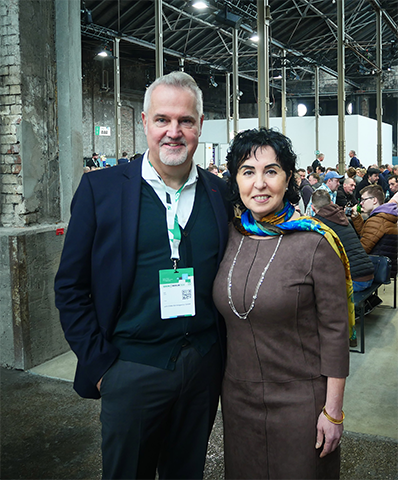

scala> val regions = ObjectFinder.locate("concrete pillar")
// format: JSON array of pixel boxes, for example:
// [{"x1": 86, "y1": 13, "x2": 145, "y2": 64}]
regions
[
  {"x1": 0, "y1": 0, "x2": 82, "y2": 369},
  {"x1": 337, "y1": 0, "x2": 346, "y2": 175},
  {"x1": 55, "y1": 0, "x2": 83, "y2": 221}
]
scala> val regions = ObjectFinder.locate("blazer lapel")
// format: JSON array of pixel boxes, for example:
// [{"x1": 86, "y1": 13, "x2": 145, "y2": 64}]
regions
[
  {"x1": 120, "y1": 157, "x2": 143, "y2": 305},
  {"x1": 198, "y1": 169, "x2": 229, "y2": 265}
]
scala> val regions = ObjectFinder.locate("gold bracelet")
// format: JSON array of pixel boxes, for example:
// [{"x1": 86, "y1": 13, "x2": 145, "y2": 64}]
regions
[{"x1": 322, "y1": 406, "x2": 345, "y2": 425}]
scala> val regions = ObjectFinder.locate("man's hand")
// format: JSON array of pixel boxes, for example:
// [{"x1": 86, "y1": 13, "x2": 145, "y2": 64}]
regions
[
  {"x1": 350, "y1": 205, "x2": 358, "y2": 218},
  {"x1": 97, "y1": 377, "x2": 103, "y2": 392}
]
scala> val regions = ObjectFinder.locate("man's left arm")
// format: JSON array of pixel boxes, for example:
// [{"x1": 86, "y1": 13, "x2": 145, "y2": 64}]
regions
[
  {"x1": 54, "y1": 174, "x2": 119, "y2": 393},
  {"x1": 356, "y1": 216, "x2": 385, "y2": 254}
]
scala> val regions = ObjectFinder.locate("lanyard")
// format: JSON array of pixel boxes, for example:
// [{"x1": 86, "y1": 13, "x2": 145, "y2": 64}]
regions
[{"x1": 148, "y1": 160, "x2": 187, "y2": 270}]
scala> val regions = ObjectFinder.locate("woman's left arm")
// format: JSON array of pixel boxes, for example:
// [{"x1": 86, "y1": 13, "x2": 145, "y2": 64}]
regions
[{"x1": 316, "y1": 377, "x2": 346, "y2": 458}]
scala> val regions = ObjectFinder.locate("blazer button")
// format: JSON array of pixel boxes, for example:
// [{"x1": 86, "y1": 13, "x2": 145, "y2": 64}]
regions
[{"x1": 171, "y1": 356, "x2": 177, "y2": 362}]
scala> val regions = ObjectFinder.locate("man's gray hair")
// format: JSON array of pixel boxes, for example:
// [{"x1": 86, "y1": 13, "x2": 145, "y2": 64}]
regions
[
  {"x1": 143, "y1": 71, "x2": 203, "y2": 118},
  {"x1": 343, "y1": 177, "x2": 355, "y2": 185}
]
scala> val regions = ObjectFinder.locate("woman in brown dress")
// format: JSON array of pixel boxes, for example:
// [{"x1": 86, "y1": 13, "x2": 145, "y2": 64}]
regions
[{"x1": 213, "y1": 128, "x2": 350, "y2": 479}]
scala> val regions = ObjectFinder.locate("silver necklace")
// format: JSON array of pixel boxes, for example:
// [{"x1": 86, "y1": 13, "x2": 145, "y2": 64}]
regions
[{"x1": 228, "y1": 234, "x2": 283, "y2": 320}]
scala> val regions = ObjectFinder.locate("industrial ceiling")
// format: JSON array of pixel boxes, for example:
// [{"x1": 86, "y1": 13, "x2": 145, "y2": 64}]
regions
[{"x1": 81, "y1": 0, "x2": 398, "y2": 94}]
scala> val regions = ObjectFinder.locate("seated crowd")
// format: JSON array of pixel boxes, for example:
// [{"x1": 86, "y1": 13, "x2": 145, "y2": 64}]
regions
[{"x1": 296, "y1": 160, "x2": 398, "y2": 330}]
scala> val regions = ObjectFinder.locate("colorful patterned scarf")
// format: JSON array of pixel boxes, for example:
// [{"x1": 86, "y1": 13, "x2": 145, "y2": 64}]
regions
[{"x1": 233, "y1": 202, "x2": 355, "y2": 338}]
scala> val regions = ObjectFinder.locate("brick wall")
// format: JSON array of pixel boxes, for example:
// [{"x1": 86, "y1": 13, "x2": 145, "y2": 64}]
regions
[
  {"x1": 0, "y1": 0, "x2": 24, "y2": 227},
  {"x1": 0, "y1": 0, "x2": 59, "y2": 227}
]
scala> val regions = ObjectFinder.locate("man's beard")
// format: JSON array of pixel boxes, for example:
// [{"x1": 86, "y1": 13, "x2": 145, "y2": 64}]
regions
[{"x1": 159, "y1": 138, "x2": 189, "y2": 166}]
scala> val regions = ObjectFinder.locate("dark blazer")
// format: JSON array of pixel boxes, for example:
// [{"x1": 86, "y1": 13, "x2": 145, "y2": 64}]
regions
[
  {"x1": 117, "y1": 157, "x2": 129, "y2": 164},
  {"x1": 55, "y1": 157, "x2": 231, "y2": 399}
]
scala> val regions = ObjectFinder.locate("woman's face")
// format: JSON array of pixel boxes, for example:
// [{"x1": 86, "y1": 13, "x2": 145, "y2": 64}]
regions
[{"x1": 236, "y1": 146, "x2": 291, "y2": 221}]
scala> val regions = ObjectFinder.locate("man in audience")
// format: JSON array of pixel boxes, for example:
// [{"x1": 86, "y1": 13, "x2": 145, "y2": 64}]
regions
[
  {"x1": 352, "y1": 184, "x2": 397, "y2": 282},
  {"x1": 117, "y1": 151, "x2": 129, "y2": 164},
  {"x1": 316, "y1": 165, "x2": 326, "y2": 181},
  {"x1": 313, "y1": 190, "x2": 374, "y2": 292},
  {"x1": 312, "y1": 190, "x2": 374, "y2": 345},
  {"x1": 388, "y1": 175, "x2": 398, "y2": 198},
  {"x1": 354, "y1": 167, "x2": 380, "y2": 201},
  {"x1": 296, "y1": 169, "x2": 313, "y2": 210},
  {"x1": 86, "y1": 152, "x2": 101, "y2": 168},
  {"x1": 348, "y1": 150, "x2": 361, "y2": 168},
  {"x1": 305, "y1": 170, "x2": 344, "y2": 216},
  {"x1": 308, "y1": 172, "x2": 322, "y2": 190},
  {"x1": 311, "y1": 152, "x2": 324, "y2": 172},
  {"x1": 207, "y1": 164, "x2": 219, "y2": 175},
  {"x1": 336, "y1": 178, "x2": 357, "y2": 208},
  {"x1": 297, "y1": 168, "x2": 306, "y2": 181}
]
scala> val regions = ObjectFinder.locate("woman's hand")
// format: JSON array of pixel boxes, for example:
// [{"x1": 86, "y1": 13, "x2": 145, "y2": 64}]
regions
[{"x1": 315, "y1": 411, "x2": 343, "y2": 457}]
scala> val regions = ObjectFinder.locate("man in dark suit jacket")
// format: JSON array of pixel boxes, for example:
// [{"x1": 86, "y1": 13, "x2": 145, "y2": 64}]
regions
[
  {"x1": 117, "y1": 151, "x2": 129, "y2": 164},
  {"x1": 86, "y1": 152, "x2": 100, "y2": 168},
  {"x1": 55, "y1": 72, "x2": 231, "y2": 480}
]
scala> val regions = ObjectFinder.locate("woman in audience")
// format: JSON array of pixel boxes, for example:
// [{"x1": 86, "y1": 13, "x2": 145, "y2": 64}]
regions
[{"x1": 213, "y1": 128, "x2": 352, "y2": 480}]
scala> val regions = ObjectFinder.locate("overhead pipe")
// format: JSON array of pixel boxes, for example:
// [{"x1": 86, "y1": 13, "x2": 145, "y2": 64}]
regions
[
  {"x1": 155, "y1": 0, "x2": 163, "y2": 78},
  {"x1": 232, "y1": 29, "x2": 239, "y2": 137},
  {"x1": 376, "y1": 8, "x2": 383, "y2": 165},
  {"x1": 257, "y1": 0, "x2": 270, "y2": 128},
  {"x1": 114, "y1": 38, "x2": 122, "y2": 161},
  {"x1": 337, "y1": 0, "x2": 346, "y2": 175},
  {"x1": 315, "y1": 66, "x2": 320, "y2": 154},
  {"x1": 281, "y1": 49, "x2": 287, "y2": 135}
]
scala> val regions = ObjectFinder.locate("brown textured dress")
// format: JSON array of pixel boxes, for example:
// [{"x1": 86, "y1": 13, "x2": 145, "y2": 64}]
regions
[{"x1": 213, "y1": 225, "x2": 350, "y2": 480}]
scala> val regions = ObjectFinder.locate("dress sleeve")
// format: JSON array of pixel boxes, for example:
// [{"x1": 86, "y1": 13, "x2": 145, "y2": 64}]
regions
[{"x1": 311, "y1": 236, "x2": 350, "y2": 378}]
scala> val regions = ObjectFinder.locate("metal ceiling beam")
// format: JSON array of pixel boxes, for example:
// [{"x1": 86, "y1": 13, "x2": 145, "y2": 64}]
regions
[
  {"x1": 297, "y1": 0, "x2": 384, "y2": 74},
  {"x1": 162, "y1": 1, "x2": 361, "y2": 88},
  {"x1": 81, "y1": 23, "x2": 258, "y2": 83},
  {"x1": 367, "y1": 0, "x2": 398, "y2": 37}
]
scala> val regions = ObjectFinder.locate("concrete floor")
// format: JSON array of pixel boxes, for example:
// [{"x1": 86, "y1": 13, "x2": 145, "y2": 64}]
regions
[{"x1": 2, "y1": 282, "x2": 397, "y2": 479}]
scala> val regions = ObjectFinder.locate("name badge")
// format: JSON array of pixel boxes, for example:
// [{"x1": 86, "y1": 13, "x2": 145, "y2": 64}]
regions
[{"x1": 159, "y1": 268, "x2": 195, "y2": 319}]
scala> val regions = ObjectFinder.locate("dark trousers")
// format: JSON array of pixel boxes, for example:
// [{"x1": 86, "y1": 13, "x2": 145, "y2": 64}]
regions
[{"x1": 100, "y1": 343, "x2": 222, "y2": 480}]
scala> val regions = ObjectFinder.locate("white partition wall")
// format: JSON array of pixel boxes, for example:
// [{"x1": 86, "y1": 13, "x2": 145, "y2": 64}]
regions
[{"x1": 199, "y1": 115, "x2": 393, "y2": 170}]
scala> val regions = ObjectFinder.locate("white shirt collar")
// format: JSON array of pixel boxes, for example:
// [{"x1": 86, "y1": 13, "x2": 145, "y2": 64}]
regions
[{"x1": 141, "y1": 149, "x2": 198, "y2": 189}]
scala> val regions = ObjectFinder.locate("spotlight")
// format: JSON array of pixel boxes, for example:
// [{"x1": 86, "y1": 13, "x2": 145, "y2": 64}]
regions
[
  {"x1": 192, "y1": 1, "x2": 208, "y2": 9},
  {"x1": 95, "y1": 44, "x2": 117, "y2": 60},
  {"x1": 250, "y1": 34, "x2": 259, "y2": 42},
  {"x1": 297, "y1": 104, "x2": 307, "y2": 117}
]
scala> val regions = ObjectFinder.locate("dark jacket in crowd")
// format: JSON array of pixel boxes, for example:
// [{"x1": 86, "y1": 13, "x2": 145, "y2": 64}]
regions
[
  {"x1": 315, "y1": 203, "x2": 374, "y2": 282},
  {"x1": 354, "y1": 176, "x2": 370, "y2": 200},
  {"x1": 336, "y1": 185, "x2": 357, "y2": 208},
  {"x1": 352, "y1": 202, "x2": 398, "y2": 277},
  {"x1": 349, "y1": 156, "x2": 361, "y2": 168},
  {"x1": 300, "y1": 177, "x2": 314, "y2": 210}
]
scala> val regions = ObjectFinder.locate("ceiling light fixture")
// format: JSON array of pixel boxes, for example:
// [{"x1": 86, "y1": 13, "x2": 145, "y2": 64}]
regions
[
  {"x1": 95, "y1": 44, "x2": 117, "y2": 60},
  {"x1": 297, "y1": 104, "x2": 307, "y2": 117},
  {"x1": 192, "y1": 1, "x2": 208, "y2": 9}
]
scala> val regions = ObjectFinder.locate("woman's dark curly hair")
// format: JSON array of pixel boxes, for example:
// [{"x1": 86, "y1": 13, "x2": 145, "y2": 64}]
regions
[{"x1": 226, "y1": 127, "x2": 300, "y2": 212}]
